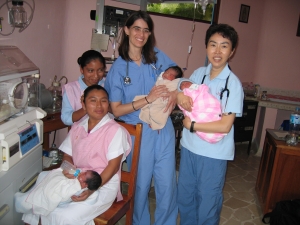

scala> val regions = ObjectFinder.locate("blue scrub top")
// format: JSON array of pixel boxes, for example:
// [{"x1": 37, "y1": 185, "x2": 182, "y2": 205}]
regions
[
  {"x1": 180, "y1": 63, "x2": 244, "y2": 160},
  {"x1": 105, "y1": 47, "x2": 176, "y2": 125}
]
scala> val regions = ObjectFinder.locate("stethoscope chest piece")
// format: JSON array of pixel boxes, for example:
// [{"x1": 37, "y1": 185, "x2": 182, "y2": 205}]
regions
[
  {"x1": 124, "y1": 76, "x2": 131, "y2": 85},
  {"x1": 124, "y1": 61, "x2": 132, "y2": 85}
]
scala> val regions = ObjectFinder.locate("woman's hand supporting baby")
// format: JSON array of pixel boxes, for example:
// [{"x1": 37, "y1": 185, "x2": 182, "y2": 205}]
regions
[
  {"x1": 177, "y1": 92, "x2": 193, "y2": 112},
  {"x1": 164, "y1": 90, "x2": 178, "y2": 113},
  {"x1": 147, "y1": 85, "x2": 169, "y2": 103},
  {"x1": 71, "y1": 189, "x2": 94, "y2": 202}
]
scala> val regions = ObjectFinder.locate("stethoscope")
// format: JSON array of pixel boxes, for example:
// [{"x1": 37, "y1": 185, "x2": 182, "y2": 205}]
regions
[
  {"x1": 201, "y1": 72, "x2": 231, "y2": 113},
  {"x1": 220, "y1": 80, "x2": 230, "y2": 113},
  {"x1": 123, "y1": 61, "x2": 162, "y2": 85},
  {"x1": 220, "y1": 75, "x2": 230, "y2": 113},
  {"x1": 123, "y1": 61, "x2": 131, "y2": 84}
]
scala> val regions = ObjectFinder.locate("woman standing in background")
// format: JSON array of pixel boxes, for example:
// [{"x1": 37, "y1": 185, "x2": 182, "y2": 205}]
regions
[{"x1": 61, "y1": 50, "x2": 106, "y2": 125}]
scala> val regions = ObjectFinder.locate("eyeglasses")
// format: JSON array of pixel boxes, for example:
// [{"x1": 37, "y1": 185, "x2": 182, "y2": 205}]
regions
[{"x1": 132, "y1": 26, "x2": 151, "y2": 35}]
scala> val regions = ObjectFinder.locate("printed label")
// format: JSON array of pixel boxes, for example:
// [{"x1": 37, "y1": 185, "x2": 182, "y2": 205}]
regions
[{"x1": 290, "y1": 114, "x2": 300, "y2": 125}]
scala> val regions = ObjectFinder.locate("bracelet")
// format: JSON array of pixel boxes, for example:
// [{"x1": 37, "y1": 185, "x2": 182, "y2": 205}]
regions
[
  {"x1": 190, "y1": 121, "x2": 195, "y2": 133},
  {"x1": 132, "y1": 101, "x2": 138, "y2": 111},
  {"x1": 145, "y1": 96, "x2": 150, "y2": 104}
]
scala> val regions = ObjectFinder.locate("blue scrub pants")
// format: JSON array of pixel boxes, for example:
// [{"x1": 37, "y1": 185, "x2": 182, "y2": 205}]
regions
[
  {"x1": 177, "y1": 147, "x2": 227, "y2": 225},
  {"x1": 128, "y1": 119, "x2": 178, "y2": 225}
]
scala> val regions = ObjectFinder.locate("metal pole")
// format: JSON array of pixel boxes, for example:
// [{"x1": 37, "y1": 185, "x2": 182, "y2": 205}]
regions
[
  {"x1": 140, "y1": 0, "x2": 147, "y2": 11},
  {"x1": 95, "y1": 0, "x2": 105, "y2": 33}
]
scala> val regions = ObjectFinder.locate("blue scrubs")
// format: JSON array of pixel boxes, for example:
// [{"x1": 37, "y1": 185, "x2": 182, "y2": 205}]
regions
[
  {"x1": 104, "y1": 48, "x2": 178, "y2": 225},
  {"x1": 177, "y1": 64, "x2": 244, "y2": 225}
]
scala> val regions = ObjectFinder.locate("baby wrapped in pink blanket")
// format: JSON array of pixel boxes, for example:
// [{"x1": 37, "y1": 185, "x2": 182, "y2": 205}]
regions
[{"x1": 179, "y1": 82, "x2": 227, "y2": 143}]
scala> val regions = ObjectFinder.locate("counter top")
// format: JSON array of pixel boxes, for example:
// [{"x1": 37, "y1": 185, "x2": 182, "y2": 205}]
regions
[{"x1": 244, "y1": 96, "x2": 299, "y2": 111}]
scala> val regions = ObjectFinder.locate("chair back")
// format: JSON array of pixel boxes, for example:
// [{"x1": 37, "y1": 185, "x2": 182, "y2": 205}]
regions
[
  {"x1": 94, "y1": 122, "x2": 142, "y2": 225},
  {"x1": 119, "y1": 122, "x2": 142, "y2": 201}
]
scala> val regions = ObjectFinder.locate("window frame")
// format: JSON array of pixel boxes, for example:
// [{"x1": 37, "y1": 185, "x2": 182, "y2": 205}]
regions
[{"x1": 147, "y1": 0, "x2": 220, "y2": 24}]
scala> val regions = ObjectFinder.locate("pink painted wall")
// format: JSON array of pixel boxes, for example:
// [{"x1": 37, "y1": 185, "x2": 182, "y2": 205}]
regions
[
  {"x1": 0, "y1": 0, "x2": 66, "y2": 85},
  {"x1": 219, "y1": 0, "x2": 300, "y2": 91},
  {"x1": 218, "y1": 0, "x2": 264, "y2": 83},
  {"x1": 1, "y1": 0, "x2": 300, "y2": 147},
  {"x1": 253, "y1": 0, "x2": 300, "y2": 91}
]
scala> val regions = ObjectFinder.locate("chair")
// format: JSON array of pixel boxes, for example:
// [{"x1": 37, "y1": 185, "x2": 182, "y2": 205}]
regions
[{"x1": 94, "y1": 122, "x2": 143, "y2": 225}]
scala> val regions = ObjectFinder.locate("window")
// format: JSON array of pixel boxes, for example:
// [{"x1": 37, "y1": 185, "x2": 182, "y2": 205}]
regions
[{"x1": 147, "y1": 0, "x2": 220, "y2": 24}]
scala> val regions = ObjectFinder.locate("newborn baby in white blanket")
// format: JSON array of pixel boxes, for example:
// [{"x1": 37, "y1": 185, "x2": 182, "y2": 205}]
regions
[{"x1": 15, "y1": 168, "x2": 101, "y2": 216}]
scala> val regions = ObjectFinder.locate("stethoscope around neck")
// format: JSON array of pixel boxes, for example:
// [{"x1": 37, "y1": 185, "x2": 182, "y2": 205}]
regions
[
  {"x1": 123, "y1": 61, "x2": 131, "y2": 85},
  {"x1": 201, "y1": 72, "x2": 231, "y2": 113},
  {"x1": 123, "y1": 60, "x2": 162, "y2": 85}
]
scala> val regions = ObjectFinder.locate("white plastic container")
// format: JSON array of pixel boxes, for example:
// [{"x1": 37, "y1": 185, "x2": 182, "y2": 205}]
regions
[{"x1": 286, "y1": 106, "x2": 300, "y2": 146}]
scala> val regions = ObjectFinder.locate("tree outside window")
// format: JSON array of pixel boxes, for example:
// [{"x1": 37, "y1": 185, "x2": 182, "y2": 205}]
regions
[{"x1": 147, "y1": 2, "x2": 219, "y2": 24}]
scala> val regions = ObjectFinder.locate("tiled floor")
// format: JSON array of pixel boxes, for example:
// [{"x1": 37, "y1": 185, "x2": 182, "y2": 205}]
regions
[
  {"x1": 115, "y1": 143, "x2": 265, "y2": 225},
  {"x1": 220, "y1": 144, "x2": 264, "y2": 225}
]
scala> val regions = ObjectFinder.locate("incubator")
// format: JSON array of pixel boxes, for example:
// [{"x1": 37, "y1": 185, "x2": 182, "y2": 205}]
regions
[
  {"x1": 0, "y1": 45, "x2": 46, "y2": 225},
  {"x1": 0, "y1": 45, "x2": 40, "y2": 123}
]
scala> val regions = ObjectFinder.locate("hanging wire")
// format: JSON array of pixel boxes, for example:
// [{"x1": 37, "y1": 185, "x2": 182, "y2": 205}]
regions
[{"x1": 182, "y1": 0, "x2": 197, "y2": 73}]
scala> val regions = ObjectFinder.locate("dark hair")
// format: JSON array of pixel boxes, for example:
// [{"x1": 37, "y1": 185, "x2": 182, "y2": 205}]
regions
[
  {"x1": 83, "y1": 85, "x2": 109, "y2": 103},
  {"x1": 118, "y1": 10, "x2": 157, "y2": 64},
  {"x1": 205, "y1": 24, "x2": 238, "y2": 50},
  {"x1": 86, "y1": 170, "x2": 102, "y2": 191},
  {"x1": 166, "y1": 66, "x2": 183, "y2": 79},
  {"x1": 77, "y1": 50, "x2": 106, "y2": 69}
]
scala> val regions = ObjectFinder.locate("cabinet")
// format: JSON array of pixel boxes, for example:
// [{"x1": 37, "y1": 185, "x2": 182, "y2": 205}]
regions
[
  {"x1": 255, "y1": 130, "x2": 300, "y2": 214},
  {"x1": 234, "y1": 100, "x2": 258, "y2": 154}
]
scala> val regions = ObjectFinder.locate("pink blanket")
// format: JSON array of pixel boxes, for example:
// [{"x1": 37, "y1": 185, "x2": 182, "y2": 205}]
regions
[{"x1": 179, "y1": 84, "x2": 226, "y2": 143}]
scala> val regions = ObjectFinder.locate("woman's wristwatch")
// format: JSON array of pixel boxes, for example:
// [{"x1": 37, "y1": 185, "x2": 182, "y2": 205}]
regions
[{"x1": 190, "y1": 121, "x2": 195, "y2": 133}]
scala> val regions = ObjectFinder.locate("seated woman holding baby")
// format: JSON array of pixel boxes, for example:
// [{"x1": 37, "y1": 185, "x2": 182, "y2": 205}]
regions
[{"x1": 15, "y1": 85, "x2": 132, "y2": 225}]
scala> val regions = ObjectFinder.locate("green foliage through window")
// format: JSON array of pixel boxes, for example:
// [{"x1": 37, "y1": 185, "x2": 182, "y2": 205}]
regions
[{"x1": 147, "y1": 3, "x2": 215, "y2": 23}]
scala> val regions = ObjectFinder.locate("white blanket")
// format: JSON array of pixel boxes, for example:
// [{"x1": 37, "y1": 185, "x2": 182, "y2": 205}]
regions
[{"x1": 25, "y1": 168, "x2": 81, "y2": 216}]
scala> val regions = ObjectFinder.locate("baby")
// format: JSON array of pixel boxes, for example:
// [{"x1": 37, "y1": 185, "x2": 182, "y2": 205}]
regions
[
  {"x1": 15, "y1": 168, "x2": 101, "y2": 216},
  {"x1": 134, "y1": 66, "x2": 183, "y2": 130},
  {"x1": 179, "y1": 81, "x2": 227, "y2": 143}
]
